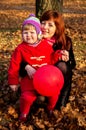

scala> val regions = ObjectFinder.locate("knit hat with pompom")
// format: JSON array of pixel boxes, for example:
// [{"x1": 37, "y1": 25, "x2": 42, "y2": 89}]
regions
[{"x1": 23, "y1": 14, "x2": 41, "y2": 34}]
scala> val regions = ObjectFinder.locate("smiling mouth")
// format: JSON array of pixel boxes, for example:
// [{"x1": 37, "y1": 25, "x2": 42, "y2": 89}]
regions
[
  {"x1": 27, "y1": 38, "x2": 31, "y2": 40},
  {"x1": 42, "y1": 31, "x2": 48, "y2": 34}
]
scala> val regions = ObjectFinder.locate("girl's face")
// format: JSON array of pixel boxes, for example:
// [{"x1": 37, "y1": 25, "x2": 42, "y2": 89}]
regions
[
  {"x1": 22, "y1": 25, "x2": 38, "y2": 44},
  {"x1": 41, "y1": 20, "x2": 56, "y2": 39}
]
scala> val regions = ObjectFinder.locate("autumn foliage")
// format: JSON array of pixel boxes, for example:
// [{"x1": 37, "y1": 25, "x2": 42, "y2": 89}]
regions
[{"x1": 0, "y1": 0, "x2": 86, "y2": 129}]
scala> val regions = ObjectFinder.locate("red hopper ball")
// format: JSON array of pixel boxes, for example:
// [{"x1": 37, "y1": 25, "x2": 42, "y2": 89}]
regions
[{"x1": 33, "y1": 65, "x2": 64, "y2": 96}]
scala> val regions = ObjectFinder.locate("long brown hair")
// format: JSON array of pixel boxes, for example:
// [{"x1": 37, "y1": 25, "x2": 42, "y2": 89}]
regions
[{"x1": 40, "y1": 10, "x2": 71, "y2": 50}]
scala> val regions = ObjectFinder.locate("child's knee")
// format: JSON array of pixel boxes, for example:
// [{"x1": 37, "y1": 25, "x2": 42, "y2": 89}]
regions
[{"x1": 20, "y1": 91, "x2": 37, "y2": 103}]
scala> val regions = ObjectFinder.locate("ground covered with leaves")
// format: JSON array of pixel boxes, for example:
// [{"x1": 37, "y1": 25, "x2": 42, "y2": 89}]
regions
[{"x1": 0, "y1": 0, "x2": 86, "y2": 130}]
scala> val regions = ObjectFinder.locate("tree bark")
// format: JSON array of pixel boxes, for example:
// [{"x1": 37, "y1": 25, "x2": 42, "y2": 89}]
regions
[{"x1": 36, "y1": 0, "x2": 63, "y2": 18}]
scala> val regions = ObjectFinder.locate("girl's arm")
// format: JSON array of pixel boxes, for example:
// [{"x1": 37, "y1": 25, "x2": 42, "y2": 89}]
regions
[
  {"x1": 25, "y1": 65, "x2": 36, "y2": 79},
  {"x1": 52, "y1": 42, "x2": 69, "y2": 62},
  {"x1": 66, "y1": 36, "x2": 76, "y2": 69},
  {"x1": 51, "y1": 50, "x2": 62, "y2": 64},
  {"x1": 8, "y1": 47, "x2": 22, "y2": 85},
  {"x1": 69, "y1": 43, "x2": 76, "y2": 69}
]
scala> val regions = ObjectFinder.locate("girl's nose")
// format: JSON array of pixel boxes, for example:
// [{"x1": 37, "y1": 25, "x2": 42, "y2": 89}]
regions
[
  {"x1": 27, "y1": 32, "x2": 30, "y2": 36},
  {"x1": 44, "y1": 24, "x2": 48, "y2": 28}
]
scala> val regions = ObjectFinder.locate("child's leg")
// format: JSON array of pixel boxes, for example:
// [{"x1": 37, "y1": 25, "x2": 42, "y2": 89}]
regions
[
  {"x1": 19, "y1": 76, "x2": 37, "y2": 121},
  {"x1": 47, "y1": 94, "x2": 59, "y2": 111},
  {"x1": 20, "y1": 91, "x2": 37, "y2": 115},
  {"x1": 20, "y1": 76, "x2": 35, "y2": 92},
  {"x1": 47, "y1": 73, "x2": 64, "y2": 111}
]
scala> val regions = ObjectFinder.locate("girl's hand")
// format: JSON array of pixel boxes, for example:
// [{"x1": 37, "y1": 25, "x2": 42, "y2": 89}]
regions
[
  {"x1": 25, "y1": 65, "x2": 36, "y2": 79},
  {"x1": 61, "y1": 50, "x2": 69, "y2": 62},
  {"x1": 10, "y1": 85, "x2": 19, "y2": 92}
]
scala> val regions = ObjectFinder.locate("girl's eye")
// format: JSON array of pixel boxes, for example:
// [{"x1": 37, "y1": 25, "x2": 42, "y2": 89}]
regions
[
  {"x1": 23, "y1": 31, "x2": 28, "y2": 34},
  {"x1": 49, "y1": 24, "x2": 53, "y2": 27},
  {"x1": 31, "y1": 32, "x2": 35, "y2": 34}
]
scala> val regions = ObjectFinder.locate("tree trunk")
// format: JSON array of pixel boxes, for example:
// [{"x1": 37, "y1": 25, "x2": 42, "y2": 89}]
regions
[{"x1": 36, "y1": 0, "x2": 63, "y2": 18}]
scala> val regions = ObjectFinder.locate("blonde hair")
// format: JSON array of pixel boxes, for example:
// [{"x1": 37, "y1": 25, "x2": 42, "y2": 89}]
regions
[{"x1": 22, "y1": 24, "x2": 36, "y2": 31}]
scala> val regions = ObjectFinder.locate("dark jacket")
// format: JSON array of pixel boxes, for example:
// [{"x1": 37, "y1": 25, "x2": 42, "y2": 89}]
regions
[{"x1": 53, "y1": 35, "x2": 76, "y2": 70}]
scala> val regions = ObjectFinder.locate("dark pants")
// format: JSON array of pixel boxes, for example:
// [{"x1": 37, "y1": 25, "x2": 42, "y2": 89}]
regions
[{"x1": 55, "y1": 61, "x2": 72, "y2": 110}]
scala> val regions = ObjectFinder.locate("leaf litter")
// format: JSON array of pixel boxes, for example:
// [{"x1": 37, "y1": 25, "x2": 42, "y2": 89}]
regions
[{"x1": 0, "y1": 0, "x2": 86, "y2": 129}]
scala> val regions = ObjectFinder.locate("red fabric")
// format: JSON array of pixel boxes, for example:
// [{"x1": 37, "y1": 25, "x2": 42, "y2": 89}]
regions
[
  {"x1": 20, "y1": 91, "x2": 37, "y2": 114},
  {"x1": 20, "y1": 75, "x2": 59, "y2": 114},
  {"x1": 20, "y1": 76, "x2": 34, "y2": 92},
  {"x1": 8, "y1": 39, "x2": 61, "y2": 85},
  {"x1": 47, "y1": 95, "x2": 59, "y2": 110},
  {"x1": 20, "y1": 76, "x2": 37, "y2": 114},
  {"x1": 51, "y1": 50, "x2": 62, "y2": 64}
]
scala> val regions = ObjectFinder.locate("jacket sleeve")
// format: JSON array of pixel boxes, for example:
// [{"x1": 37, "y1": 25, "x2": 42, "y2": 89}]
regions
[
  {"x1": 51, "y1": 50, "x2": 62, "y2": 65},
  {"x1": 8, "y1": 47, "x2": 22, "y2": 85},
  {"x1": 69, "y1": 42, "x2": 76, "y2": 69}
]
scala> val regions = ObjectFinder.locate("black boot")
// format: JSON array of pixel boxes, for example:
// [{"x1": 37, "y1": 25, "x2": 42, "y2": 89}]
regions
[{"x1": 55, "y1": 80, "x2": 71, "y2": 110}]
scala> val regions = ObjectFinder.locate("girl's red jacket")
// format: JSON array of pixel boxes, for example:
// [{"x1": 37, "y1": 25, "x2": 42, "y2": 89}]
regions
[{"x1": 8, "y1": 39, "x2": 62, "y2": 85}]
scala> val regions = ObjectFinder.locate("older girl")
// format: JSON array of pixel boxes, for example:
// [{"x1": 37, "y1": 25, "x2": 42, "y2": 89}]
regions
[{"x1": 40, "y1": 10, "x2": 76, "y2": 109}]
